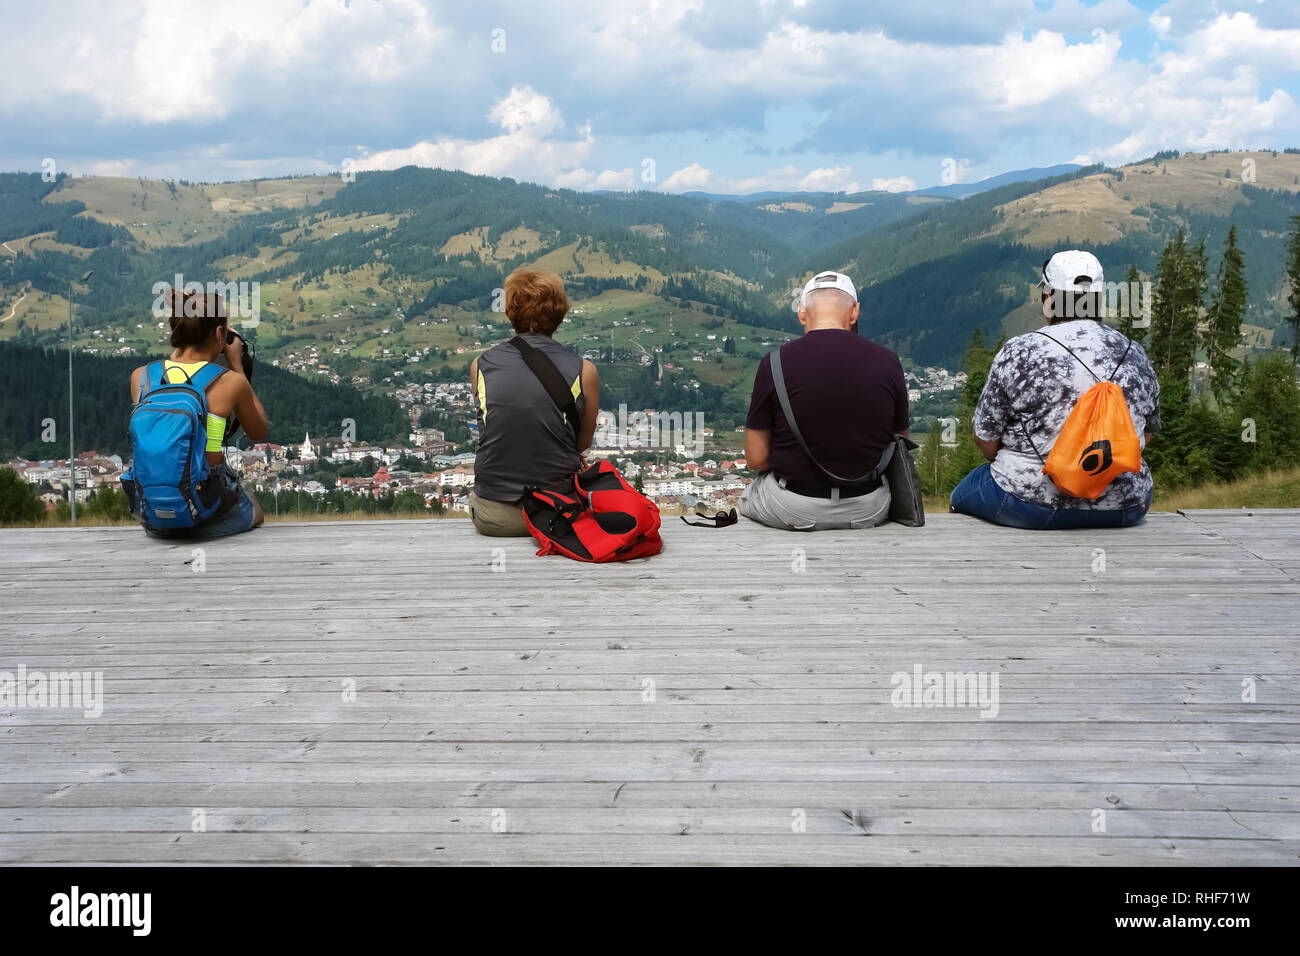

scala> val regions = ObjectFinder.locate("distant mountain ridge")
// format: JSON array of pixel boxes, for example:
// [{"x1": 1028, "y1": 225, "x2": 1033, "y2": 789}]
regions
[
  {"x1": 913, "y1": 163, "x2": 1083, "y2": 199},
  {"x1": 2, "y1": 148, "x2": 1298, "y2": 437}
]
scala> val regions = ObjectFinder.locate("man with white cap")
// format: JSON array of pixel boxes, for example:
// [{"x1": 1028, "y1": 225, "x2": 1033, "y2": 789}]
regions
[
  {"x1": 949, "y1": 249, "x2": 1161, "y2": 529},
  {"x1": 740, "y1": 270, "x2": 909, "y2": 530}
]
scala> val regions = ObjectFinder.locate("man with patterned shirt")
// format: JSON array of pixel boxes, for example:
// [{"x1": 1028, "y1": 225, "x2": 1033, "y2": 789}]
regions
[{"x1": 950, "y1": 250, "x2": 1160, "y2": 530}]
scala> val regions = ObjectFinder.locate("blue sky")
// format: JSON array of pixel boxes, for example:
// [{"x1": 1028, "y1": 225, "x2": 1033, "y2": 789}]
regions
[{"x1": 1, "y1": 0, "x2": 1297, "y2": 193}]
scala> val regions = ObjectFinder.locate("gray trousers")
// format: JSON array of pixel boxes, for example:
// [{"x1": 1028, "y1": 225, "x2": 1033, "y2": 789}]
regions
[{"x1": 739, "y1": 471, "x2": 891, "y2": 531}]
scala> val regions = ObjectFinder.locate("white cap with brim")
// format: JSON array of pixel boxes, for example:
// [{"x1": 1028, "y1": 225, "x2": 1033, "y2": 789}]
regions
[
  {"x1": 1039, "y1": 250, "x2": 1103, "y2": 292},
  {"x1": 801, "y1": 270, "x2": 857, "y2": 304}
]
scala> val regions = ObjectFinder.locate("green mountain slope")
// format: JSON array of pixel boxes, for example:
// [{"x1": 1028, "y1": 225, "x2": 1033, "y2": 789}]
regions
[{"x1": 2, "y1": 148, "x2": 1297, "y2": 444}]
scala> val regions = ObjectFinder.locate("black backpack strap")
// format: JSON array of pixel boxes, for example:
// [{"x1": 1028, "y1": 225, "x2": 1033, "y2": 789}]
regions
[
  {"x1": 1016, "y1": 331, "x2": 1094, "y2": 463},
  {"x1": 1033, "y1": 329, "x2": 1101, "y2": 382},
  {"x1": 1108, "y1": 337, "x2": 1134, "y2": 381},
  {"x1": 508, "y1": 336, "x2": 581, "y2": 442},
  {"x1": 1017, "y1": 417, "x2": 1046, "y2": 465},
  {"x1": 769, "y1": 347, "x2": 886, "y2": 485}
]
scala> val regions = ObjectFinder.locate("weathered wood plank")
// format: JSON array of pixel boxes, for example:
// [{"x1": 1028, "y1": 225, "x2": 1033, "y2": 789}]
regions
[
  {"x1": 2, "y1": 834, "x2": 1296, "y2": 866},
  {"x1": 1, "y1": 512, "x2": 1297, "y2": 865}
]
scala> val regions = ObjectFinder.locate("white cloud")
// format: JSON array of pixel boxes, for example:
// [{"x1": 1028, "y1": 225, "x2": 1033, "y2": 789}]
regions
[
  {"x1": 797, "y1": 165, "x2": 862, "y2": 192},
  {"x1": 2, "y1": 1, "x2": 1299, "y2": 188},
  {"x1": 489, "y1": 85, "x2": 564, "y2": 136},
  {"x1": 657, "y1": 161, "x2": 867, "y2": 194},
  {"x1": 659, "y1": 163, "x2": 715, "y2": 192},
  {"x1": 7, "y1": 0, "x2": 441, "y2": 125},
  {"x1": 1080, "y1": 13, "x2": 1300, "y2": 164},
  {"x1": 355, "y1": 86, "x2": 606, "y2": 185},
  {"x1": 870, "y1": 175, "x2": 917, "y2": 192}
]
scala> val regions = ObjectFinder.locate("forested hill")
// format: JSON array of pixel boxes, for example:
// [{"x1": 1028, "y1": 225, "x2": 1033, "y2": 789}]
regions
[
  {"x1": 0, "y1": 342, "x2": 409, "y2": 461},
  {"x1": 2, "y1": 148, "x2": 1299, "y2": 434}
]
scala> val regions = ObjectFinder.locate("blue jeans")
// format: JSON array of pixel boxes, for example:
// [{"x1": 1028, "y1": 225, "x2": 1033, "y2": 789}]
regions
[
  {"x1": 143, "y1": 478, "x2": 259, "y2": 540},
  {"x1": 950, "y1": 463, "x2": 1150, "y2": 530}
]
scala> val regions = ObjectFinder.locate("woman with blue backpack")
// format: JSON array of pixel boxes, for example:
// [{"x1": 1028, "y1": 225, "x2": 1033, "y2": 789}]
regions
[{"x1": 121, "y1": 290, "x2": 268, "y2": 539}]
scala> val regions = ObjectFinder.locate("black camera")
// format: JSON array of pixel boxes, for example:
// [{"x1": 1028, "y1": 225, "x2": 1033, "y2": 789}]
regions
[
  {"x1": 223, "y1": 328, "x2": 256, "y2": 443},
  {"x1": 225, "y1": 328, "x2": 255, "y2": 381}
]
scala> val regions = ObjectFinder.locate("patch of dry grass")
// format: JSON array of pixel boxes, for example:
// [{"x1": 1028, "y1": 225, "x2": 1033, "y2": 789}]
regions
[
  {"x1": 925, "y1": 466, "x2": 1300, "y2": 514},
  {"x1": 1153, "y1": 467, "x2": 1300, "y2": 511}
]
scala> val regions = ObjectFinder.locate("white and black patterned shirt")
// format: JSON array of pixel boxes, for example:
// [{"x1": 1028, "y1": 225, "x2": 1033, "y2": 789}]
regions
[{"x1": 971, "y1": 320, "x2": 1161, "y2": 510}]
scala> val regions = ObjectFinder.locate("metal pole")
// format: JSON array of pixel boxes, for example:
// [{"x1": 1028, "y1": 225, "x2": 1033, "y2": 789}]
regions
[
  {"x1": 66, "y1": 271, "x2": 92, "y2": 522},
  {"x1": 67, "y1": 291, "x2": 75, "y2": 521}
]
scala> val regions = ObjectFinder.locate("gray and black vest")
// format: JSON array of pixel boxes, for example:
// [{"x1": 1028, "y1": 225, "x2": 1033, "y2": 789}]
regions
[{"x1": 473, "y1": 334, "x2": 585, "y2": 503}]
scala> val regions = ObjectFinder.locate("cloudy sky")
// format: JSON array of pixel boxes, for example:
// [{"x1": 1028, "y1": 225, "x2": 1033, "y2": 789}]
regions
[{"x1": 2, "y1": 0, "x2": 1298, "y2": 193}]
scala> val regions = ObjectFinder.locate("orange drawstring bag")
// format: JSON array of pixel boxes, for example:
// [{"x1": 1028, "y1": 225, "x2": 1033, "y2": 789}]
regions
[{"x1": 1024, "y1": 333, "x2": 1142, "y2": 501}]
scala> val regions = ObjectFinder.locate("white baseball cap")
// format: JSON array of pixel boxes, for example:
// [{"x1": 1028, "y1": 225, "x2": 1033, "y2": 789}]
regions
[
  {"x1": 801, "y1": 270, "x2": 857, "y2": 304},
  {"x1": 1039, "y1": 250, "x2": 1103, "y2": 292}
]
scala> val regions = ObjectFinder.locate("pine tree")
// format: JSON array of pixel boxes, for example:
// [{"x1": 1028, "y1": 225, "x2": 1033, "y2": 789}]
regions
[
  {"x1": 1286, "y1": 213, "x2": 1300, "y2": 365},
  {"x1": 1149, "y1": 230, "x2": 1205, "y2": 384},
  {"x1": 1116, "y1": 263, "x2": 1146, "y2": 345},
  {"x1": 0, "y1": 468, "x2": 46, "y2": 523},
  {"x1": 1204, "y1": 225, "x2": 1246, "y2": 405},
  {"x1": 917, "y1": 421, "x2": 946, "y2": 498},
  {"x1": 1237, "y1": 353, "x2": 1300, "y2": 468},
  {"x1": 961, "y1": 328, "x2": 994, "y2": 411}
]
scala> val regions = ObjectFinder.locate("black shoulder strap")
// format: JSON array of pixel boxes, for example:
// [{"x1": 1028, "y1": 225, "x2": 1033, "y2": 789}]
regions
[
  {"x1": 508, "y1": 336, "x2": 581, "y2": 442},
  {"x1": 1109, "y1": 337, "x2": 1134, "y2": 381},
  {"x1": 769, "y1": 347, "x2": 890, "y2": 485},
  {"x1": 1033, "y1": 330, "x2": 1101, "y2": 383}
]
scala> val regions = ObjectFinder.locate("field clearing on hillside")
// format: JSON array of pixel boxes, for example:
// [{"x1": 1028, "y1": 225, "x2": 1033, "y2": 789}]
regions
[
  {"x1": 206, "y1": 175, "x2": 344, "y2": 214},
  {"x1": 438, "y1": 226, "x2": 491, "y2": 258},
  {"x1": 437, "y1": 225, "x2": 547, "y2": 261},
  {"x1": 212, "y1": 246, "x2": 300, "y2": 279},
  {"x1": 577, "y1": 245, "x2": 661, "y2": 280},
  {"x1": 273, "y1": 263, "x2": 407, "y2": 318},
  {"x1": 525, "y1": 241, "x2": 665, "y2": 282},
  {"x1": 25, "y1": 232, "x2": 95, "y2": 258},
  {"x1": 0, "y1": 289, "x2": 68, "y2": 335},
  {"x1": 529, "y1": 240, "x2": 580, "y2": 273},
  {"x1": 47, "y1": 175, "x2": 343, "y2": 247},
  {"x1": 996, "y1": 150, "x2": 1300, "y2": 247},
  {"x1": 281, "y1": 210, "x2": 399, "y2": 245},
  {"x1": 1, "y1": 232, "x2": 55, "y2": 256}
]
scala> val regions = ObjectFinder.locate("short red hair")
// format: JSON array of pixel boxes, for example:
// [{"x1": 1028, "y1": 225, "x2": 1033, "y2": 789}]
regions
[{"x1": 504, "y1": 268, "x2": 568, "y2": 335}]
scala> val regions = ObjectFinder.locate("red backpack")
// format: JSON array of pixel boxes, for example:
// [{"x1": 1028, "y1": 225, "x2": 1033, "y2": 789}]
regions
[{"x1": 522, "y1": 461, "x2": 662, "y2": 562}]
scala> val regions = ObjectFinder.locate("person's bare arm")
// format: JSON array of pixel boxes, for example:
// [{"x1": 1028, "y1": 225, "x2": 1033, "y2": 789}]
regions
[
  {"x1": 231, "y1": 375, "x2": 268, "y2": 442},
  {"x1": 129, "y1": 366, "x2": 142, "y2": 404},
  {"x1": 219, "y1": 337, "x2": 267, "y2": 442},
  {"x1": 577, "y1": 360, "x2": 600, "y2": 452},
  {"x1": 469, "y1": 357, "x2": 478, "y2": 398},
  {"x1": 975, "y1": 435, "x2": 1001, "y2": 462},
  {"x1": 745, "y1": 428, "x2": 771, "y2": 472}
]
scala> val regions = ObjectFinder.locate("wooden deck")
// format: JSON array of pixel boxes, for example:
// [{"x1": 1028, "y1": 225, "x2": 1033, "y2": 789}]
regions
[{"x1": 1, "y1": 510, "x2": 1297, "y2": 866}]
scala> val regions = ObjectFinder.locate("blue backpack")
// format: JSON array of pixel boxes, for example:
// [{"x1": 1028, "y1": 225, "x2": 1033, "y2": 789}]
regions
[{"x1": 121, "y1": 361, "x2": 230, "y2": 529}]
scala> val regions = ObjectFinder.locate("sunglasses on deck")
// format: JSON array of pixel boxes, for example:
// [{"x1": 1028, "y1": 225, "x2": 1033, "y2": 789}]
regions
[{"x1": 680, "y1": 508, "x2": 738, "y2": 528}]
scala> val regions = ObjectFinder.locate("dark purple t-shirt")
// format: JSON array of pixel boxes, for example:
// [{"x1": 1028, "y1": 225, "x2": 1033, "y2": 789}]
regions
[{"x1": 746, "y1": 329, "x2": 909, "y2": 483}]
